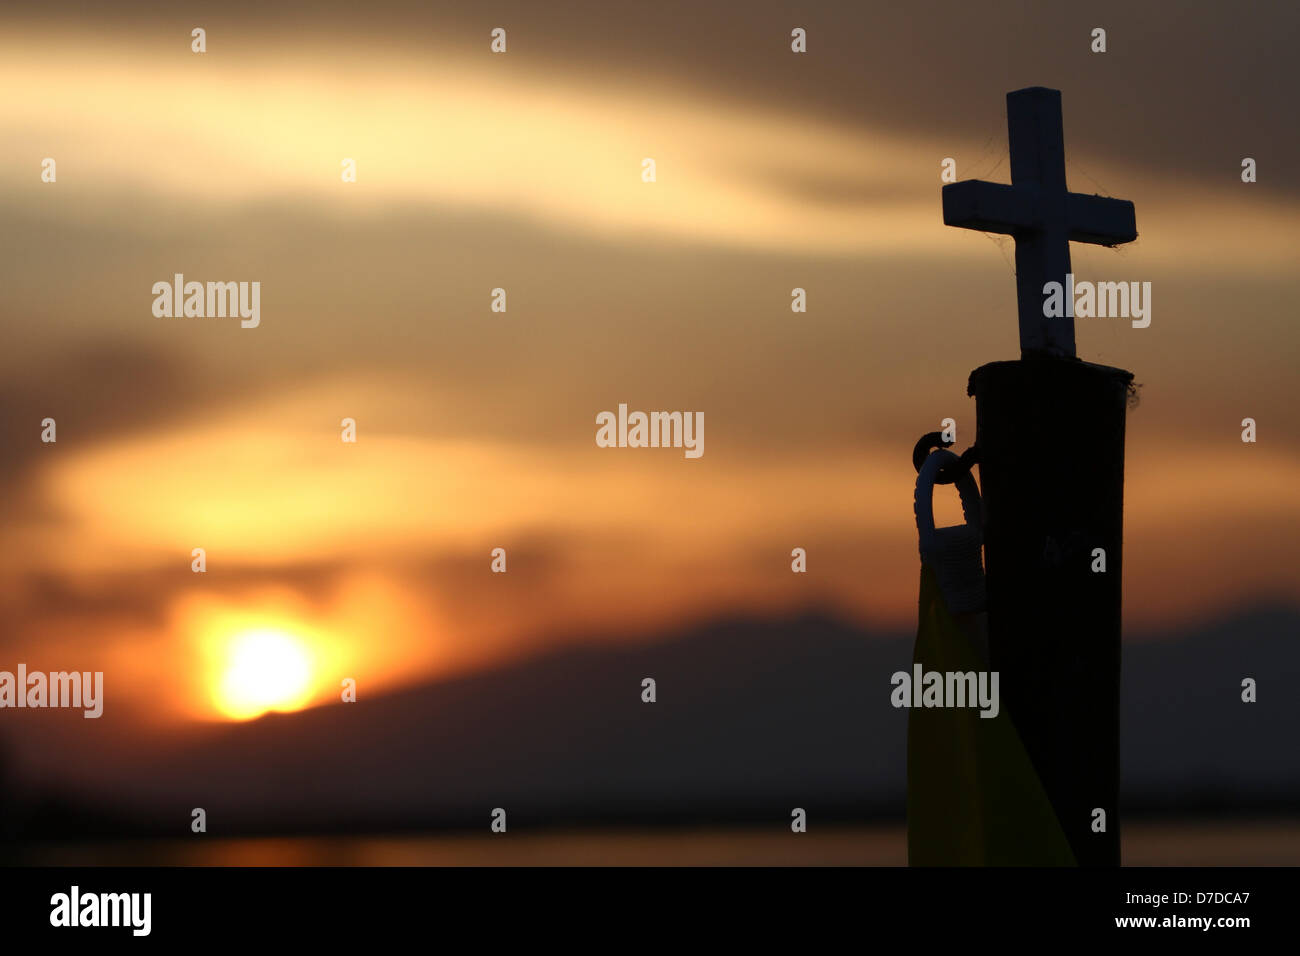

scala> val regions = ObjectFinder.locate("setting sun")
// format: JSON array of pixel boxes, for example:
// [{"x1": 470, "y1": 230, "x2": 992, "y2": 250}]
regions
[{"x1": 215, "y1": 628, "x2": 315, "y2": 721}]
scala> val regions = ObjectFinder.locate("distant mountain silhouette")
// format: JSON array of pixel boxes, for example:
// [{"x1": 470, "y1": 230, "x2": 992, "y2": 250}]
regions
[
  {"x1": 11, "y1": 604, "x2": 1300, "y2": 836},
  {"x1": 92, "y1": 613, "x2": 912, "y2": 832},
  {"x1": 1120, "y1": 603, "x2": 1300, "y2": 810}
]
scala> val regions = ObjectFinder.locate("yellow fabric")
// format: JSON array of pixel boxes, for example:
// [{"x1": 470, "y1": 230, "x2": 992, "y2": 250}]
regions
[{"x1": 907, "y1": 565, "x2": 1077, "y2": 866}]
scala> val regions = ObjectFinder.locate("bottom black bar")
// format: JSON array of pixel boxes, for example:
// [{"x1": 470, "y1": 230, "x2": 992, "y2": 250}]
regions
[{"x1": 0, "y1": 865, "x2": 1282, "y2": 942}]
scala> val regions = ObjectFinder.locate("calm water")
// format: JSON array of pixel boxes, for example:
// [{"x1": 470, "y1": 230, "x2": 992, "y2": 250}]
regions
[{"x1": 19, "y1": 821, "x2": 1300, "y2": 866}]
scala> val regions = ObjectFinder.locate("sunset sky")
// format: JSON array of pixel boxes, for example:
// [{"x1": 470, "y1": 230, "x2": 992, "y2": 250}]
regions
[{"x1": 1, "y1": 1, "x2": 1297, "y2": 730}]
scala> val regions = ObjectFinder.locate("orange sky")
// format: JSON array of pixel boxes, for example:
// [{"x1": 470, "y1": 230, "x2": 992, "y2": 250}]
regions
[{"x1": 1, "y1": 9, "x2": 1297, "y2": 723}]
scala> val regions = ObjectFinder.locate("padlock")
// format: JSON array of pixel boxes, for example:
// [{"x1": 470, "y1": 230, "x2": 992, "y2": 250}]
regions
[{"x1": 914, "y1": 448, "x2": 985, "y2": 614}]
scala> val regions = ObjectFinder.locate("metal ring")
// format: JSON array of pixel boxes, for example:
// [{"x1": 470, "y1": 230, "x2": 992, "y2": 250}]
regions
[
  {"x1": 912, "y1": 432, "x2": 952, "y2": 473},
  {"x1": 912, "y1": 433, "x2": 979, "y2": 485}
]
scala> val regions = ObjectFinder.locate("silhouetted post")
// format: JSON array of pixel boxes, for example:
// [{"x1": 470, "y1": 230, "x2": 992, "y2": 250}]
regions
[{"x1": 943, "y1": 88, "x2": 1138, "y2": 866}]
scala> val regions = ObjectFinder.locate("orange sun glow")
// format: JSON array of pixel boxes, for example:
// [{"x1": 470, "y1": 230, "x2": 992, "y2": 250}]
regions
[{"x1": 213, "y1": 628, "x2": 316, "y2": 721}]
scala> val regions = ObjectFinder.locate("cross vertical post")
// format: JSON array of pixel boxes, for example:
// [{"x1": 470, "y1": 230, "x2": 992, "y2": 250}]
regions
[{"x1": 1007, "y1": 88, "x2": 1073, "y2": 357}]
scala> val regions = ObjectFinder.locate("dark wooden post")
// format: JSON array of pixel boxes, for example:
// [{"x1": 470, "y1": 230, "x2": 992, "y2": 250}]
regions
[{"x1": 968, "y1": 358, "x2": 1132, "y2": 866}]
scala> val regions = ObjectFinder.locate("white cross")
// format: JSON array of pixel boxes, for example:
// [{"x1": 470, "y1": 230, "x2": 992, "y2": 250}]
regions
[{"x1": 943, "y1": 87, "x2": 1137, "y2": 358}]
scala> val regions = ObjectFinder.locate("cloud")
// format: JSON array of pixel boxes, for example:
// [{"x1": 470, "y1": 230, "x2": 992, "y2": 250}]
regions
[{"x1": 7, "y1": 0, "x2": 1295, "y2": 199}]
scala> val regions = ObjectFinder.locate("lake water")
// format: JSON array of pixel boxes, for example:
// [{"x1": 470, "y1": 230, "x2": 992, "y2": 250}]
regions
[{"x1": 18, "y1": 821, "x2": 1300, "y2": 866}]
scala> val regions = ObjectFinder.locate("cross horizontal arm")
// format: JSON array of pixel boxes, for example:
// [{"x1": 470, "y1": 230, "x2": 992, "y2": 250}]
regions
[
  {"x1": 1065, "y1": 194, "x2": 1137, "y2": 246},
  {"x1": 945, "y1": 181, "x2": 1137, "y2": 248},
  {"x1": 942, "y1": 180, "x2": 1034, "y2": 235}
]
